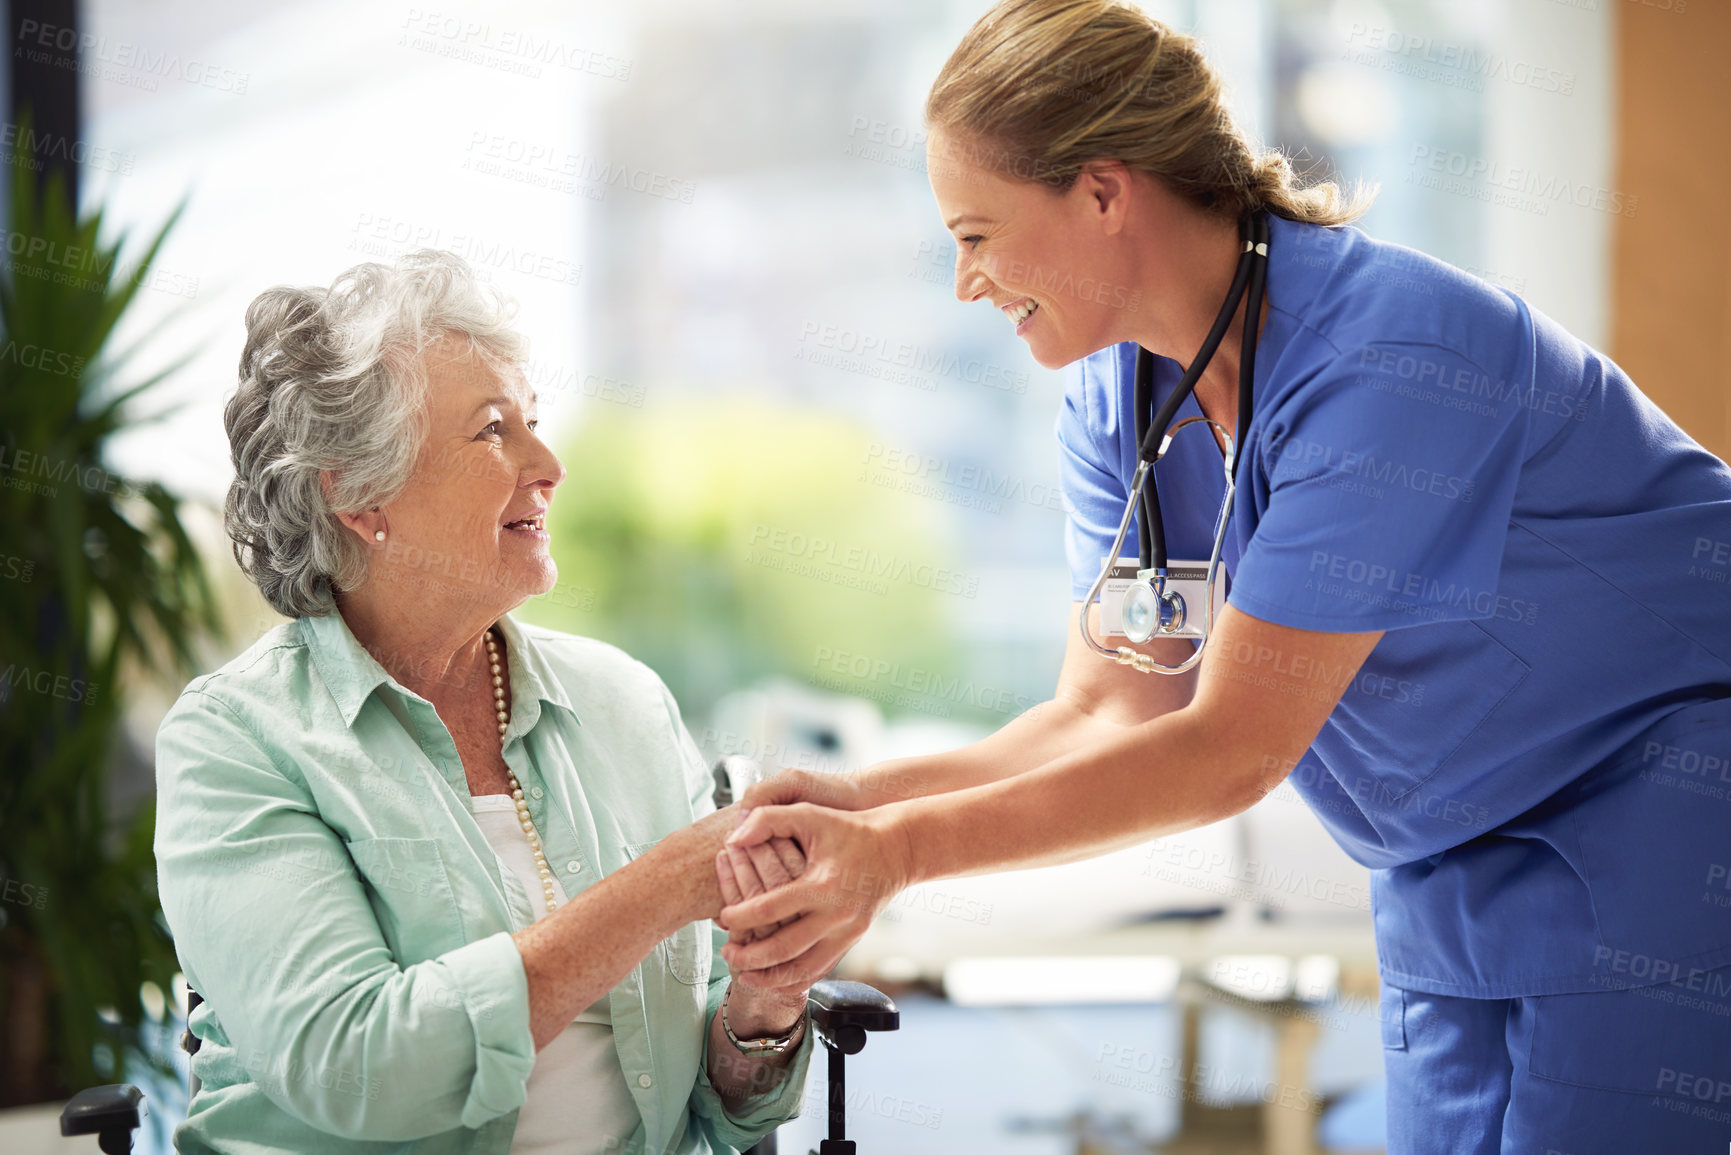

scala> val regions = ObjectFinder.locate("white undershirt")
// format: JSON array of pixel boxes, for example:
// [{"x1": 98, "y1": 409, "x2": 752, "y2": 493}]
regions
[{"x1": 469, "y1": 794, "x2": 640, "y2": 1154}]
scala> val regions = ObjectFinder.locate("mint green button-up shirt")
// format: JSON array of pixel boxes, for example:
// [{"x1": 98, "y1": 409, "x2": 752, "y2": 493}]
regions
[{"x1": 153, "y1": 608, "x2": 813, "y2": 1154}]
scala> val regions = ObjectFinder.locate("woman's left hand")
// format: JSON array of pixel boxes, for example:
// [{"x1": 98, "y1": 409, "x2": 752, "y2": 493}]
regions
[
  {"x1": 717, "y1": 803, "x2": 914, "y2": 995},
  {"x1": 714, "y1": 836, "x2": 812, "y2": 1032}
]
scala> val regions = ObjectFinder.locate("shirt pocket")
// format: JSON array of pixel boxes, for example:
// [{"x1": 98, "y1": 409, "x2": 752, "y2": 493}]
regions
[
  {"x1": 1323, "y1": 623, "x2": 1530, "y2": 804},
  {"x1": 345, "y1": 837, "x2": 467, "y2": 965},
  {"x1": 623, "y1": 838, "x2": 713, "y2": 987},
  {"x1": 1379, "y1": 984, "x2": 1407, "y2": 1051}
]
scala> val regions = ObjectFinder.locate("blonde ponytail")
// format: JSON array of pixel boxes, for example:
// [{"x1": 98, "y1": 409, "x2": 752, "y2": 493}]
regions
[{"x1": 926, "y1": 0, "x2": 1376, "y2": 225}]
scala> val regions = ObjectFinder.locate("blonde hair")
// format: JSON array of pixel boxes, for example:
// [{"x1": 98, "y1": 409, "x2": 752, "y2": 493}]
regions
[{"x1": 925, "y1": 0, "x2": 1374, "y2": 225}]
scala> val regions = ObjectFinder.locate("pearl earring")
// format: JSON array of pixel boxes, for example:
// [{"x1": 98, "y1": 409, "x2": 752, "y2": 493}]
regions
[{"x1": 374, "y1": 530, "x2": 386, "y2": 542}]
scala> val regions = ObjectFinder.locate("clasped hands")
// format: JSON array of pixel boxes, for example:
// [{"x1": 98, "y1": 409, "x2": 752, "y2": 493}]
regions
[{"x1": 709, "y1": 769, "x2": 915, "y2": 998}]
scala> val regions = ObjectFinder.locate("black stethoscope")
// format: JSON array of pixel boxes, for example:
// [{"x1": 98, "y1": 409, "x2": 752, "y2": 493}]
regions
[{"x1": 1078, "y1": 210, "x2": 1270, "y2": 674}]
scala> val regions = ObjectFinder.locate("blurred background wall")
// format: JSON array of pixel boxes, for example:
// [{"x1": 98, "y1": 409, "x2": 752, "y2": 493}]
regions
[
  {"x1": 68, "y1": 0, "x2": 1641, "y2": 729},
  {"x1": 1610, "y1": 0, "x2": 1730, "y2": 464}
]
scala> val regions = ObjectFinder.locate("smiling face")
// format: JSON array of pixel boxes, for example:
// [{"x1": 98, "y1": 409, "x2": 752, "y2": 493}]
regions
[
  {"x1": 926, "y1": 127, "x2": 1141, "y2": 369},
  {"x1": 374, "y1": 335, "x2": 565, "y2": 610}
]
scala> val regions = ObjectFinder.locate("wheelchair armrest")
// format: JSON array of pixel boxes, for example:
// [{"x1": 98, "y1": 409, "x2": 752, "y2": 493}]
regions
[
  {"x1": 60, "y1": 1083, "x2": 147, "y2": 1151},
  {"x1": 711, "y1": 755, "x2": 763, "y2": 808},
  {"x1": 806, "y1": 979, "x2": 899, "y2": 1055}
]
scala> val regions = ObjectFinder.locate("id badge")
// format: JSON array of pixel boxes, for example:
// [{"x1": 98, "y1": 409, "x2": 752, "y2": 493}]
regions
[{"x1": 1097, "y1": 557, "x2": 1227, "y2": 638}]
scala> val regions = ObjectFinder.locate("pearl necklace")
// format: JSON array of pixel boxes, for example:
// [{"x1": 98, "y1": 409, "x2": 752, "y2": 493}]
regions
[{"x1": 485, "y1": 626, "x2": 559, "y2": 913}]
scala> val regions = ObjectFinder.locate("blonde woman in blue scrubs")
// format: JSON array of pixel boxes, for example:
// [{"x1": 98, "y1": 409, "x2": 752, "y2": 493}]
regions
[
  {"x1": 719, "y1": 2, "x2": 1731, "y2": 1150},
  {"x1": 155, "y1": 251, "x2": 815, "y2": 1154}
]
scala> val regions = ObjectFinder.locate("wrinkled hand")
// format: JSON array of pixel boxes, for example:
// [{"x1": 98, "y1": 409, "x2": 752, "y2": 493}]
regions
[
  {"x1": 714, "y1": 836, "x2": 807, "y2": 945},
  {"x1": 717, "y1": 802, "x2": 914, "y2": 995},
  {"x1": 714, "y1": 836, "x2": 811, "y2": 1029},
  {"x1": 651, "y1": 804, "x2": 751, "y2": 924}
]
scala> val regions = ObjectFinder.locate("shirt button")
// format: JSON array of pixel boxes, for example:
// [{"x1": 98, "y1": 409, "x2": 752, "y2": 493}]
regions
[
  {"x1": 566, "y1": 860, "x2": 583, "y2": 874},
  {"x1": 531, "y1": 787, "x2": 544, "y2": 799},
  {"x1": 637, "y1": 1073, "x2": 653, "y2": 1089}
]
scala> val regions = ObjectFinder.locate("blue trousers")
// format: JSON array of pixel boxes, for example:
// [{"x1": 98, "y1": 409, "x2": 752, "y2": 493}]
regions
[{"x1": 1382, "y1": 964, "x2": 1731, "y2": 1153}]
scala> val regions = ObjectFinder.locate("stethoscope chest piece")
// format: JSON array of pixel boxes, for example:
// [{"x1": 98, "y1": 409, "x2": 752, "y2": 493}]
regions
[
  {"x1": 1079, "y1": 212, "x2": 1269, "y2": 674},
  {"x1": 1123, "y1": 571, "x2": 1188, "y2": 644}
]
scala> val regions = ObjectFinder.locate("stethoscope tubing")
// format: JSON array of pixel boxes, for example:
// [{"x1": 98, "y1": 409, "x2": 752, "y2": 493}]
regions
[{"x1": 1077, "y1": 212, "x2": 1270, "y2": 675}]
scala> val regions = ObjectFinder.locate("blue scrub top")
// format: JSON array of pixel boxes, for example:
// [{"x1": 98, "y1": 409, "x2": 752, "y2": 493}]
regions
[{"x1": 1058, "y1": 213, "x2": 1731, "y2": 998}]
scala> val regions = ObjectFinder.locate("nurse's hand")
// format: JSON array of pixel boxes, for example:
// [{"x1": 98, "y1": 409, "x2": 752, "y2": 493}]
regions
[
  {"x1": 739, "y1": 768, "x2": 875, "y2": 812},
  {"x1": 740, "y1": 764, "x2": 931, "y2": 812},
  {"x1": 716, "y1": 803, "x2": 914, "y2": 993}
]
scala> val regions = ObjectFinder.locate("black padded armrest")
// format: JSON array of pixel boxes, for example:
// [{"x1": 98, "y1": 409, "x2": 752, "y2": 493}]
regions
[
  {"x1": 807, "y1": 979, "x2": 899, "y2": 1055},
  {"x1": 61, "y1": 1083, "x2": 147, "y2": 1154}
]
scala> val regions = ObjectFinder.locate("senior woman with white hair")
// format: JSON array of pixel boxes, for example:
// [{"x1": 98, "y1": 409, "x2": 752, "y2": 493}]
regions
[{"x1": 153, "y1": 250, "x2": 815, "y2": 1155}]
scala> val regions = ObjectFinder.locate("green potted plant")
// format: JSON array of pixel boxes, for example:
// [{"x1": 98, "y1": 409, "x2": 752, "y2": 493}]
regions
[{"x1": 0, "y1": 153, "x2": 222, "y2": 1122}]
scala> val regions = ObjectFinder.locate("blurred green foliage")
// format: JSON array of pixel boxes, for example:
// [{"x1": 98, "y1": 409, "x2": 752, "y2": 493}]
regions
[
  {"x1": 515, "y1": 398, "x2": 966, "y2": 720},
  {"x1": 0, "y1": 153, "x2": 218, "y2": 1107}
]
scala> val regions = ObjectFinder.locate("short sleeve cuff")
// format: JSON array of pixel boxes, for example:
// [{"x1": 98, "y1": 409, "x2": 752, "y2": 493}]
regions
[
  {"x1": 1225, "y1": 585, "x2": 1424, "y2": 634},
  {"x1": 442, "y1": 930, "x2": 537, "y2": 1129}
]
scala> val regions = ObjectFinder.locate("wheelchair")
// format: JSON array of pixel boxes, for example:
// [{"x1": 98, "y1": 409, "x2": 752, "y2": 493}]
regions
[{"x1": 60, "y1": 756, "x2": 901, "y2": 1154}]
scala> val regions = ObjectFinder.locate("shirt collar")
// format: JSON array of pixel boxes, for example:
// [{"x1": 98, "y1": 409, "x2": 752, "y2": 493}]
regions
[{"x1": 298, "y1": 607, "x2": 580, "y2": 730}]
